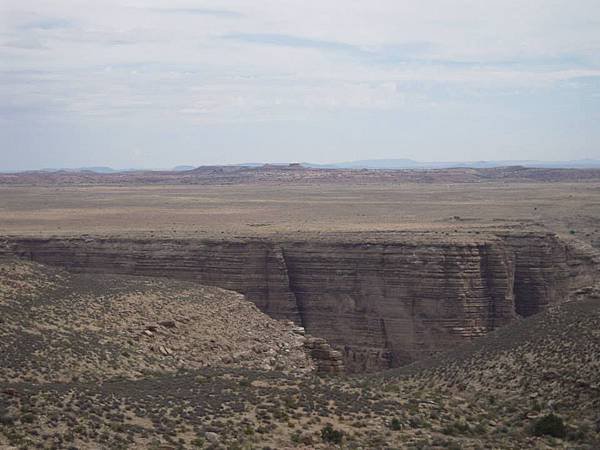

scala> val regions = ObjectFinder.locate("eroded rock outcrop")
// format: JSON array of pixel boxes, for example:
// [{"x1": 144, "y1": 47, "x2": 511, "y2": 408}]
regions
[
  {"x1": 303, "y1": 337, "x2": 345, "y2": 374},
  {"x1": 1, "y1": 231, "x2": 596, "y2": 372}
]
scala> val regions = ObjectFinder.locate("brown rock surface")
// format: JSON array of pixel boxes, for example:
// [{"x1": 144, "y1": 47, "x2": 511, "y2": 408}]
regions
[{"x1": 304, "y1": 337, "x2": 344, "y2": 374}]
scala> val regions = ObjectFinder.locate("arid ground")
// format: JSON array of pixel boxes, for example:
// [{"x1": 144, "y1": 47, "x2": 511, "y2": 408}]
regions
[
  {"x1": 1, "y1": 171, "x2": 600, "y2": 449},
  {"x1": 1, "y1": 182, "x2": 599, "y2": 246}
]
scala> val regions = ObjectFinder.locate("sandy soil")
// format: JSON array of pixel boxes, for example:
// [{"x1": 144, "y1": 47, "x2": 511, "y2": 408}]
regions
[{"x1": 1, "y1": 183, "x2": 599, "y2": 248}]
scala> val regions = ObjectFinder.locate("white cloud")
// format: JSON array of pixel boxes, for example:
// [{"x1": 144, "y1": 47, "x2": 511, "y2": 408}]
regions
[{"x1": 0, "y1": 0, "x2": 599, "y2": 167}]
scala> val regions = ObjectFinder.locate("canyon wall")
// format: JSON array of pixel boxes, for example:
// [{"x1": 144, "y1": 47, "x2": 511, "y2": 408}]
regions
[{"x1": 0, "y1": 232, "x2": 596, "y2": 371}]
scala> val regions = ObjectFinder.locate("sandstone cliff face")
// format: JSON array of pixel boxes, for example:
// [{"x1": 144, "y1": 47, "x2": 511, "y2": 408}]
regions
[{"x1": 0, "y1": 232, "x2": 596, "y2": 372}]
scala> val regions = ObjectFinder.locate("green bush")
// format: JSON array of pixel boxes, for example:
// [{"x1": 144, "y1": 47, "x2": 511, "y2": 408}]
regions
[
  {"x1": 390, "y1": 417, "x2": 402, "y2": 430},
  {"x1": 533, "y1": 414, "x2": 566, "y2": 438},
  {"x1": 442, "y1": 420, "x2": 471, "y2": 436},
  {"x1": 20, "y1": 412, "x2": 35, "y2": 424},
  {"x1": 291, "y1": 431, "x2": 302, "y2": 444},
  {"x1": 0, "y1": 409, "x2": 14, "y2": 425},
  {"x1": 190, "y1": 437, "x2": 204, "y2": 448},
  {"x1": 321, "y1": 424, "x2": 344, "y2": 444}
]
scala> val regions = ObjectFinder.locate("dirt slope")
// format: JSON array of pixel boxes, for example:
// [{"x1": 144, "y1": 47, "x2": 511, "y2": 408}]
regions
[{"x1": 0, "y1": 258, "x2": 313, "y2": 385}]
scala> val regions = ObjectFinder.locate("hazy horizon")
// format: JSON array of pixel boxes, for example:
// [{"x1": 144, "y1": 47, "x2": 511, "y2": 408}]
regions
[
  {"x1": 5, "y1": 157, "x2": 600, "y2": 173},
  {"x1": 1, "y1": 1, "x2": 599, "y2": 171}
]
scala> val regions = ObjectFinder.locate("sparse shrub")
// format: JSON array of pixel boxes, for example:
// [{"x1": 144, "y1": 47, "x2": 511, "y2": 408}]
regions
[
  {"x1": 446, "y1": 441, "x2": 462, "y2": 450},
  {"x1": 321, "y1": 423, "x2": 343, "y2": 444},
  {"x1": 442, "y1": 423, "x2": 456, "y2": 436},
  {"x1": 442, "y1": 420, "x2": 470, "y2": 436},
  {"x1": 566, "y1": 427, "x2": 587, "y2": 441},
  {"x1": 291, "y1": 431, "x2": 302, "y2": 444},
  {"x1": 390, "y1": 417, "x2": 402, "y2": 430},
  {"x1": 382, "y1": 384, "x2": 400, "y2": 393},
  {"x1": 20, "y1": 412, "x2": 35, "y2": 424},
  {"x1": 148, "y1": 439, "x2": 162, "y2": 450},
  {"x1": 408, "y1": 416, "x2": 424, "y2": 428},
  {"x1": 0, "y1": 410, "x2": 15, "y2": 425},
  {"x1": 532, "y1": 413, "x2": 566, "y2": 438},
  {"x1": 284, "y1": 397, "x2": 297, "y2": 409},
  {"x1": 473, "y1": 421, "x2": 487, "y2": 434}
]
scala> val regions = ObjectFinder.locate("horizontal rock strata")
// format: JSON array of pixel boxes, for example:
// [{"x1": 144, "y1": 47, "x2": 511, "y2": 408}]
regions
[
  {"x1": 303, "y1": 337, "x2": 345, "y2": 374},
  {"x1": 0, "y1": 232, "x2": 596, "y2": 372}
]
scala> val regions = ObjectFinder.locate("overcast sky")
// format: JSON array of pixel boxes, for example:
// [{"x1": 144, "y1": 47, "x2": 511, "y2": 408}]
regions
[{"x1": 1, "y1": 1, "x2": 599, "y2": 170}]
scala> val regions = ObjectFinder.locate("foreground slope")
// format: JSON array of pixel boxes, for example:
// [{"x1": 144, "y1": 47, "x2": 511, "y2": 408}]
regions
[
  {"x1": 0, "y1": 258, "x2": 313, "y2": 385},
  {"x1": 1, "y1": 257, "x2": 600, "y2": 448}
]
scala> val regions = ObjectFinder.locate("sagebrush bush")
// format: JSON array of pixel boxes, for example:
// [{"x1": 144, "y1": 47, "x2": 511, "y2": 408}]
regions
[
  {"x1": 321, "y1": 424, "x2": 344, "y2": 444},
  {"x1": 532, "y1": 413, "x2": 566, "y2": 438},
  {"x1": 390, "y1": 417, "x2": 401, "y2": 430}
]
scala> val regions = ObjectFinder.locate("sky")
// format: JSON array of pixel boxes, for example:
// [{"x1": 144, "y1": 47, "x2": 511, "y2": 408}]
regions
[{"x1": 1, "y1": 0, "x2": 600, "y2": 170}]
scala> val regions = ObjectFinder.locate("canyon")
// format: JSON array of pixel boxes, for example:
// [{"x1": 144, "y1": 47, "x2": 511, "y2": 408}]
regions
[
  {"x1": 2, "y1": 177, "x2": 600, "y2": 448},
  {"x1": 2, "y1": 230, "x2": 596, "y2": 372}
]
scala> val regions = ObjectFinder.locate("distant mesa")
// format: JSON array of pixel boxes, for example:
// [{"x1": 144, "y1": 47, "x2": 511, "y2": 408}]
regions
[
  {"x1": 260, "y1": 163, "x2": 304, "y2": 170},
  {"x1": 78, "y1": 166, "x2": 120, "y2": 173},
  {"x1": 4, "y1": 159, "x2": 600, "y2": 175},
  {"x1": 3, "y1": 163, "x2": 600, "y2": 184},
  {"x1": 303, "y1": 158, "x2": 600, "y2": 170}
]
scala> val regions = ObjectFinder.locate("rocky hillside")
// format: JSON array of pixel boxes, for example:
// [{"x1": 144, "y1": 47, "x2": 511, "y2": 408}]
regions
[{"x1": 0, "y1": 258, "x2": 315, "y2": 384}]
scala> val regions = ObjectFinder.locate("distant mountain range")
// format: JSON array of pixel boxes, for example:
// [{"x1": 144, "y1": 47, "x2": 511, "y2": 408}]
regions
[
  {"x1": 301, "y1": 158, "x2": 600, "y2": 170},
  {"x1": 4, "y1": 159, "x2": 600, "y2": 173}
]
